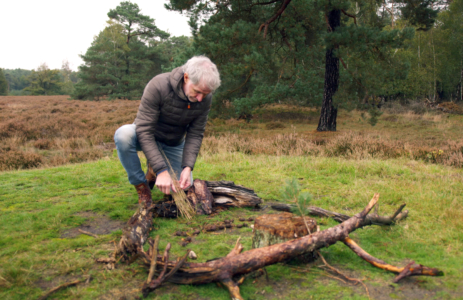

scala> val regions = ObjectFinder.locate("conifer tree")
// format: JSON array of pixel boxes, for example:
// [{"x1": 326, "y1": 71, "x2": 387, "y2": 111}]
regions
[
  {"x1": 73, "y1": 2, "x2": 169, "y2": 100},
  {"x1": 166, "y1": 0, "x2": 437, "y2": 130},
  {"x1": 0, "y1": 68, "x2": 8, "y2": 96}
]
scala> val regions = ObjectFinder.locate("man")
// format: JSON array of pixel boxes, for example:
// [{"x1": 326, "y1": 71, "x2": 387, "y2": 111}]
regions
[{"x1": 114, "y1": 56, "x2": 221, "y2": 205}]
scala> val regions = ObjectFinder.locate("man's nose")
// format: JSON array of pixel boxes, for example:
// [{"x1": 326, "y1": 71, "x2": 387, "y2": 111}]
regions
[{"x1": 196, "y1": 94, "x2": 203, "y2": 102}]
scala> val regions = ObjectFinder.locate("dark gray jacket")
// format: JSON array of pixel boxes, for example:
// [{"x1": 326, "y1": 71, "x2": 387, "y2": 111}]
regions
[{"x1": 134, "y1": 67, "x2": 212, "y2": 174}]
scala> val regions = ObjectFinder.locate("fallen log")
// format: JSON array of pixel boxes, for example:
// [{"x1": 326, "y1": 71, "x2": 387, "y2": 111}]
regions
[
  {"x1": 270, "y1": 202, "x2": 408, "y2": 225},
  {"x1": 140, "y1": 194, "x2": 381, "y2": 299},
  {"x1": 151, "y1": 180, "x2": 262, "y2": 219},
  {"x1": 117, "y1": 199, "x2": 153, "y2": 261},
  {"x1": 205, "y1": 180, "x2": 262, "y2": 208}
]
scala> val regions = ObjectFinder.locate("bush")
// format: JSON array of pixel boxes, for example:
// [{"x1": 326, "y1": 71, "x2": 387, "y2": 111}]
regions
[
  {"x1": 0, "y1": 151, "x2": 42, "y2": 170},
  {"x1": 34, "y1": 139, "x2": 54, "y2": 150}
]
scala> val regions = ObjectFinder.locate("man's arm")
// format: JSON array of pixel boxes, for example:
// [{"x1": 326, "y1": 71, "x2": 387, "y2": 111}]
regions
[
  {"x1": 181, "y1": 98, "x2": 212, "y2": 171},
  {"x1": 135, "y1": 79, "x2": 169, "y2": 175}
]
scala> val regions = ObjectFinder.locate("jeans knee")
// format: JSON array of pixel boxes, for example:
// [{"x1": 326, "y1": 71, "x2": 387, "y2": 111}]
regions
[{"x1": 114, "y1": 124, "x2": 136, "y2": 151}]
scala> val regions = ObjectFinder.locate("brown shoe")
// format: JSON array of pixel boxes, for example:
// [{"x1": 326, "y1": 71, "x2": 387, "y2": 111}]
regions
[
  {"x1": 146, "y1": 163, "x2": 156, "y2": 190},
  {"x1": 134, "y1": 182, "x2": 153, "y2": 207}
]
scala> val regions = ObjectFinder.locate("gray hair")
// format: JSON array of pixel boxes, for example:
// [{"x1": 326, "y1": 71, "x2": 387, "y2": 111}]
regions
[{"x1": 182, "y1": 56, "x2": 221, "y2": 93}]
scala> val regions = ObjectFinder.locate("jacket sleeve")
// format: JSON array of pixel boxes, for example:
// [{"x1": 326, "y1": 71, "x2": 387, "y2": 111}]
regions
[
  {"x1": 134, "y1": 79, "x2": 168, "y2": 174},
  {"x1": 181, "y1": 98, "x2": 212, "y2": 170}
]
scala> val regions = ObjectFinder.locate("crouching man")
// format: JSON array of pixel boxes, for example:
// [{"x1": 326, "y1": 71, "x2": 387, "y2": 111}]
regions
[{"x1": 114, "y1": 56, "x2": 221, "y2": 205}]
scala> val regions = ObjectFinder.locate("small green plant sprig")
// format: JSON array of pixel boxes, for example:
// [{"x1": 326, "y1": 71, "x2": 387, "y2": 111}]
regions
[{"x1": 280, "y1": 178, "x2": 313, "y2": 217}]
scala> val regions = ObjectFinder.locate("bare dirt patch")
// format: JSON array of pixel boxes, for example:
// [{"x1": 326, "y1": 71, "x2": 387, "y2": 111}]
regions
[{"x1": 61, "y1": 211, "x2": 125, "y2": 238}]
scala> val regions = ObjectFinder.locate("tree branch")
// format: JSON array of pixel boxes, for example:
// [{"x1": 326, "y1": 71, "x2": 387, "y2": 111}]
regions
[
  {"x1": 343, "y1": 237, "x2": 444, "y2": 282},
  {"x1": 341, "y1": 9, "x2": 357, "y2": 25},
  {"x1": 258, "y1": 0, "x2": 292, "y2": 38}
]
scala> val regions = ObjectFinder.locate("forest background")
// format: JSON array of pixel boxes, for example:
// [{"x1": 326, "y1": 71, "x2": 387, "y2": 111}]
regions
[{"x1": 1, "y1": 0, "x2": 462, "y2": 125}]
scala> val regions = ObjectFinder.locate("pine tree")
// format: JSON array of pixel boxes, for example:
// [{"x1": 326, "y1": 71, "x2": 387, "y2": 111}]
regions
[
  {"x1": 73, "y1": 2, "x2": 170, "y2": 100},
  {"x1": 0, "y1": 68, "x2": 8, "y2": 96},
  {"x1": 166, "y1": 0, "x2": 437, "y2": 129}
]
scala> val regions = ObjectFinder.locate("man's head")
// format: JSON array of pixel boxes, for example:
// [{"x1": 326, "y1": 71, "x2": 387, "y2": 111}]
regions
[{"x1": 182, "y1": 56, "x2": 221, "y2": 103}]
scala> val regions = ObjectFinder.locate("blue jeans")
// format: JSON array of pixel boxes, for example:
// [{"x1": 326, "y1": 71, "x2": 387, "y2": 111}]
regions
[{"x1": 114, "y1": 124, "x2": 192, "y2": 186}]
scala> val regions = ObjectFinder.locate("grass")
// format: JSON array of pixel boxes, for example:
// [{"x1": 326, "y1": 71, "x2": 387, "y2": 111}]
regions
[
  {"x1": 1, "y1": 151, "x2": 463, "y2": 299},
  {"x1": 1, "y1": 96, "x2": 462, "y2": 299}
]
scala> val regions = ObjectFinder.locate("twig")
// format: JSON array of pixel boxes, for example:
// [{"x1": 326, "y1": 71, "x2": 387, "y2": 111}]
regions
[
  {"x1": 147, "y1": 235, "x2": 160, "y2": 283},
  {"x1": 390, "y1": 204, "x2": 406, "y2": 222},
  {"x1": 317, "y1": 251, "x2": 370, "y2": 299},
  {"x1": 142, "y1": 246, "x2": 190, "y2": 297},
  {"x1": 37, "y1": 279, "x2": 85, "y2": 300},
  {"x1": 78, "y1": 229, "x2": 98, "y2": 238}
]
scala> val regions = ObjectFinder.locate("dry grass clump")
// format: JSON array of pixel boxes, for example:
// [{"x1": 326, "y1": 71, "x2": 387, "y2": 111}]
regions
[
  {"x1": 265, "y1": 121, "x2": 286, "y2": 130},
  {"x1": 200, "y1": 131, "x2": 463, "y2": 167}
]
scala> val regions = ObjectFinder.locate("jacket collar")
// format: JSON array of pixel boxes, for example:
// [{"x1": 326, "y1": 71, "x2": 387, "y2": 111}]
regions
[{"x1": 170, "y1": 67, "x2": 188, "y2": 101}]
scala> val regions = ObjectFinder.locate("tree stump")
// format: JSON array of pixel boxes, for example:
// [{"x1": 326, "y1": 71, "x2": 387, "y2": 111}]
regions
[{"x1": 252, "y1": 212, "x2": 318, "y2": 262}]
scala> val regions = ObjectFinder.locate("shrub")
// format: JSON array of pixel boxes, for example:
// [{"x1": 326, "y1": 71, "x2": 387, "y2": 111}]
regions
[
  {"x1": 0, "y1": 151, "x2": 42, "y2": 170},
  {"x1": 34, "y1": 139, "x2": 54, "y2": 150}
]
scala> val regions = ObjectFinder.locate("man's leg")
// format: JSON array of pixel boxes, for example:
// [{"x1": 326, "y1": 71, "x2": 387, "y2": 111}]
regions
[
  {"x1": 156, "y1": 140, "x2": 194, "y2": 188},
  {"x1": 114, "y1": 124, "x2": 152, "y2": 205}
]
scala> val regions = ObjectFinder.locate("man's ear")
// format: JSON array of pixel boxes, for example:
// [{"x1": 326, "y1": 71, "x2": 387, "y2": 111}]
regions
[{"x1": 184, "y1": 73, "x2": 189, "y2": 82}]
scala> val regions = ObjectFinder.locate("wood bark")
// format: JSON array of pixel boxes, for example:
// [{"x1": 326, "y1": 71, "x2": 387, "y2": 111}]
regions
[
  {"x1": 187, "y1": 179, "x2": 214, "y2": 215},
  {"x1": 317, "y1": 8, "x2": 340, "y2": 132},
  {"x1": 205, "y1": 180, "x2": 262, "y2": 208},
  {"x1": 117, "y1": 200, "x2": 153, "y2": 261}
]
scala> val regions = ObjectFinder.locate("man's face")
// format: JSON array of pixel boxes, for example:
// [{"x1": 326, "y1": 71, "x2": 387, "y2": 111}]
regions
[{"x1": 183, "y1": 73, "x2": 211, "y2": 103}]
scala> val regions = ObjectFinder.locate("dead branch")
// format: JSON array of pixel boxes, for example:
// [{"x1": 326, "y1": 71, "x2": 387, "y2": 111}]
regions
[
  {"x1": 206, "y1": 180, "x2": 262, "y2": 207},
  {"x1": 78, "y1": 229, "x2": 98, "y2": 238},
  {"x1": 258, "y1": 0, "x2": 292, "y2": 38},
  {"x1": 147, "y1": 235, "x2": 160, "y2": 283},
  {"x1": 37, "y1": 278, "x2": 85, "y2": 300},
  {"x1": 140, "y1": 194, "x2": 380, "y2": 299},
  {"x1": 317, "y1": 251, "x2": 370, "y2": 299},
  {"x1": 142, "y1": 246, "x2": 190, "y2": 296},
  {"x1": 270, "y1": 202, "x2": 408, "y2": 226},
  {"x1": 117, "y1": 200, "x2": 153, "y2": 261},
  {"x1": 342, "y1": 237, "x2": 444, "y2": 282}
]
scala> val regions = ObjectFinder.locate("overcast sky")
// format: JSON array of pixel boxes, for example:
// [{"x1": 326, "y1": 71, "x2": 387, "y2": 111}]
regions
[{"x1": 0, "y1": 1, "x2": 191, "y2": 71}]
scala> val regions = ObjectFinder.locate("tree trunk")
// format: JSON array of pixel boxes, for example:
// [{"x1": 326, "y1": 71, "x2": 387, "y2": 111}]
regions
[{"x1": 317, "y1": 9, "x2": 340, "y2": 132}]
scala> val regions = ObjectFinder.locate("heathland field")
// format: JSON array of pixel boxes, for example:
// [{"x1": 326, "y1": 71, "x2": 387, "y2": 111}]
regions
[{"x1": 1, "y1": 96, "x2": 463, "y2": 299}]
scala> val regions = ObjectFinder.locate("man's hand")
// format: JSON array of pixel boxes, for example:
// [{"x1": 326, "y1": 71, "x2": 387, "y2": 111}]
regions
[
  {"x1": 179, "y1": 167, "x2": 192, "y2": 190},
  {"x1": 155, "y1": 170, "x2": 174, "y2": 194}
]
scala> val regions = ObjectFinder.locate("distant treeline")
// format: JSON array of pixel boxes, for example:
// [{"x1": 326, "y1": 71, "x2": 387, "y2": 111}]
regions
[{"x1": 0, "y1": 63, "x2": 79, "y2": 96}]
